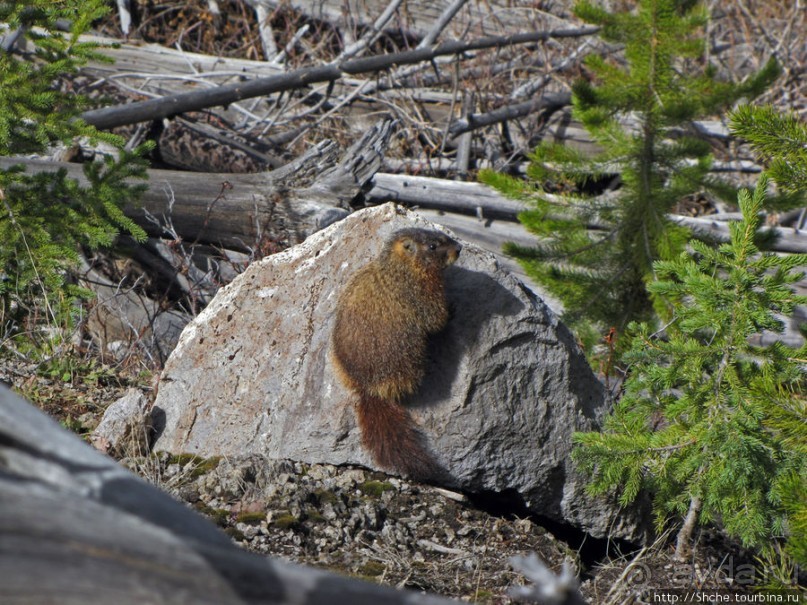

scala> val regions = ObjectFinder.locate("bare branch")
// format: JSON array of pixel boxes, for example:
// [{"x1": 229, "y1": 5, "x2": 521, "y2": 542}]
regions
[
  {"x1": 270, "y1": 23, "x2": 310, "y2": 66},
  {"x1": 116, "y1": 0, "x2": 132, "y2": 36},
  {"x1": 455, "y1": 91, "x2": 474, "y2": 178},
  {"x1": 448, "y1": 92, "x2": 571, "y2": 137},
  {"x1": 247, "y1": 0, "x2": 278, "y2": 60},
  {"x1": 417, "y1": 0, "x2": 471, "y2": 48},
  {"x1": 510, "y1": 38, "x2": 593, "y2": 100},
  {"x1": 80, "y1": 26, "x2": 598, "y2": 130},
  {"x1": 337, "y1": 0, "x2": 404, "y2": 62}
]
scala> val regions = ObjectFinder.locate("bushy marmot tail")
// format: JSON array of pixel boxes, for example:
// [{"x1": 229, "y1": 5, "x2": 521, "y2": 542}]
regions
[{"x1": 356, "y1": 394, "x2": 449, "y2": 483}]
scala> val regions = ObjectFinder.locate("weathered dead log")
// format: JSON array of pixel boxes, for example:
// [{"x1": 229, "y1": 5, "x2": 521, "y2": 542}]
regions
[
  {"x1": 245, "y1": 0, "x2": 574, "y2": 42},
  {"x1": 79, "y1": 26, "x2": 598, "y2": 130},
  {"x1": 3, "y1": 147, "x2": 803, "y2": 255},
  {"x1": 0, "y1": 385, "x2": 462, "y2": 605},
  {"x1": 1, "y1": 120, "x2": 394, "y2": 251},
  {"x1": 366, "y1": 174, "x2": 807, "y2": 254},
  {"x1": 382, "y1": 156, "x2": 762, "y2": 178},
  {"x1": 367, "y1": 172, "x2": 525, "y2": 219},
  {"x1": 1, "y1": 155, "x2": 318, "y2": 250},
  {"x1": 672, "y1": 214, "x2": 807, "y2": 254}
]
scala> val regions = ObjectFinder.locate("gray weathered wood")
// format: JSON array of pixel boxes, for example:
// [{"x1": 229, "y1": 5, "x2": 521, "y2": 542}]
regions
[
  {"x1": 672, "y1": 214, "x2": 807, "y2": 254},
  {"x1": 244, "y1": 0, "x2": 573, "y2": 41},
  {"x1": 78, "y1": 34, "x2": 286, "y2": 84},
  {"x1": 0, "y1": 385, "x2": 461, "y2": 605},
  {"x1": 367, "y1": 172, "x2": 526, "y2": 220},
  {"x1": 0, "y1": 120, "x2": 394, "y2": 250},
  {"x1": 0, "y1": 154, "x2": 328, "y2": 250},
  {"x1": 417, "y1": 0, "x2": 471, "y2": 48},
  {"x1": 4, "y1": 149, "x2": 802, "y2": 255}
]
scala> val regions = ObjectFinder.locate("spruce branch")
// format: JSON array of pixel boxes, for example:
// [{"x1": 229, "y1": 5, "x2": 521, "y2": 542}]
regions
[
  {"x1": 0, "y1": 0, "x2": 151, "y2": 330},
  {"x1": 573, "y1": 175, "x2": 807, "y2": 559},
  {"x1": 729, "y1": 104, "x2": 807, "y2": 196},
  {"x1": 482, "y1": 0, "x2": 778, "y2": 347}
]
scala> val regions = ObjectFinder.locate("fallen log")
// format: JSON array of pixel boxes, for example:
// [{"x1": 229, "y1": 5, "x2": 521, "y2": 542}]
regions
[
  {"x1": 0, "y1": 385, "x2": 461, "y2": 605},
  {"x1": 367, "y1": 172, "x2": 526, "y2": 220},
  {"x1": 368, "y1": 174, "x2": 807, "y2": 254},
  {"x1": 0, "y1": 120, "x2": 395, "y2": 250},
  {"x1": 246, "y1": 0, "x2": 563, "y2": 42},
  {"x1": 672, "y1": 214, "x2": 807, "y2": 254},
  {"x1": 3, "y1": 149, "x2": 803, "y2": 254}
]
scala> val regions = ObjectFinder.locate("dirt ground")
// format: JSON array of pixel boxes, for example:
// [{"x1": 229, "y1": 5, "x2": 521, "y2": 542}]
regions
[{"x1": 5, "y1": 354, "x2": 798, "y2": 604}]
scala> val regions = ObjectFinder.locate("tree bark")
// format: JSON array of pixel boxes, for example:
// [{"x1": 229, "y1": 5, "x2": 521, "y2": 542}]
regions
[{"x1": 674, "y1": 496, "x2": 702, "y2": 561}]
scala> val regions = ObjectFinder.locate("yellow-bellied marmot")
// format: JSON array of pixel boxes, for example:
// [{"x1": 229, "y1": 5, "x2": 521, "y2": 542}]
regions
[{"x1": 331, "y1": 228, "x2": 461, "y2": 482}]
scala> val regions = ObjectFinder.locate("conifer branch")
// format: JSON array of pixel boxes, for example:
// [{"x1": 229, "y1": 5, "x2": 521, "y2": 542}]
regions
[
  {"x1": 574, "y1": 176, "x2": 807, "y2": 561},
  {"x1": 0, "y1": 1, "x2": 151, "y2": 324},
  {"x1": 481, "y1": 0, "x2": 778, "y2": 341}
]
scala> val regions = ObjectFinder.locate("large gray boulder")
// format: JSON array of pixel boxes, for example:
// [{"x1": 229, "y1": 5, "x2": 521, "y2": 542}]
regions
[{"x1": 153, "y1": 203, "x2": 644, "y2": 541}]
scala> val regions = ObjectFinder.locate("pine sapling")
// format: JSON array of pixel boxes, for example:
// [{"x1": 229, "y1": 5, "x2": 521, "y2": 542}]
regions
[
  {"x1": 729, "y1": 104, "x2": 807, "y2": 569},
  {"x1": 0, "y1": 0, "x2": 152, "y2": 335},
  {"x1": 573, "y1": 175, "x2": 807, "y2": 560},
  {"x1": 480, "y1": 0, "x2": 779, "y2": 347}
]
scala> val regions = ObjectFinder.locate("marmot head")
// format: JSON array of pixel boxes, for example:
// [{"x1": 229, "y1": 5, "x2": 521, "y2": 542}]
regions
[{"x1": 386, "y1": 228, "x2": 461, "y2": 272}]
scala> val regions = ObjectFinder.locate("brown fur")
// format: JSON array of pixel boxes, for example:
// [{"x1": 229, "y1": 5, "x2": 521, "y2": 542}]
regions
[{"x1": 331, "y1": 228, "x2": 461, "y2": 482}]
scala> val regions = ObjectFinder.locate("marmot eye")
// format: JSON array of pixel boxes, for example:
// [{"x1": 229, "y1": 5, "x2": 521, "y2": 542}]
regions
[{"x1": 429, "y1": 243, "x2": 437, "y2": 251}]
